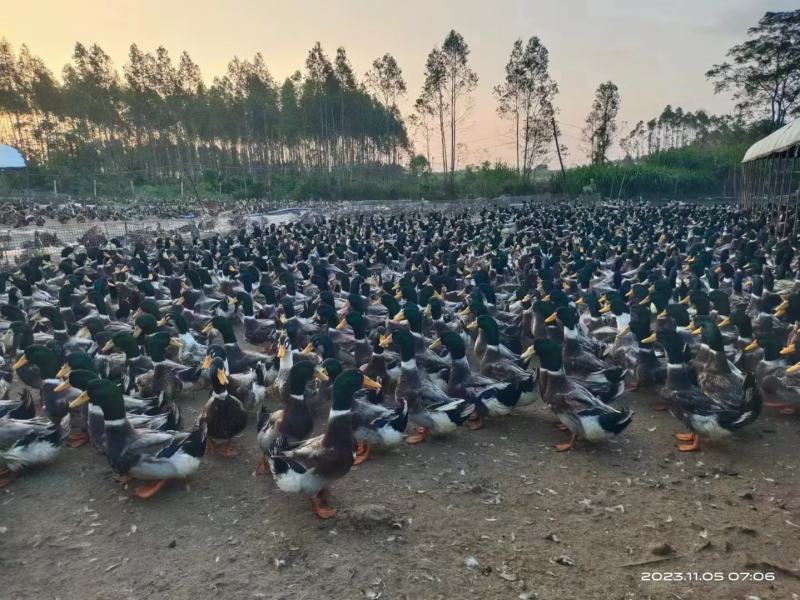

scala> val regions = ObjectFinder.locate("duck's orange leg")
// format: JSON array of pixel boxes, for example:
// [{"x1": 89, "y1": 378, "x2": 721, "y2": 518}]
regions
[
  {"x1": 354, "y1": 442, "x2": 371, "y2": 465},
  {"x1": 674, "y1": 432, "x2": 695, "y2": 441},
  {"x1": 217, "y1": 439, "x2": 240, "y2": 458},
  {"x1": 554, "y1": 433, "x2": 577, "y2": 452},
  {"x1": 311, "y1": 489, "x2": 337, "y2": 519},
  {"x1": 677, "y1": 434, "x2": 701, "y2": 452},
  {"x1": 68, "y1": 430, "x2": 90, "y2": 448},
  {"x1": 255, "y1": 456, "x2": 269, "y2": 475},
  {"x1": 466, "y1": 413, "x2": 483, "y2": 431},
  {"x1": 406, "y1": 426, "x2": 429, "y2": 444},
  {"x1": 134, "y1": 479, "x2": 167, "y2": 499}
]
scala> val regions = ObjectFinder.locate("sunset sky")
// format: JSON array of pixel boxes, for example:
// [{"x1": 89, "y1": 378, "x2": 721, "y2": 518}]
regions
[{"x1": 4, "y1": 0, "x2": 795, "y2": 167}]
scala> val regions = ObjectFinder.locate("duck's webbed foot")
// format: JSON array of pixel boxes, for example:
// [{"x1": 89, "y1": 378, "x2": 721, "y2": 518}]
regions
[
  {"x1": 406, "y1": 426, "x2": 429, "y2": 444},
  {"x1": 311, "y1": 488, "x2": 337, "y2": 519},
  {"x1": 554, "y1": 433, "x2": 577, "y2": 452},
  {"x1": 354, "y1": 442, "x2": 371, "y2": 465},
  {"x1": 134, "y1": 479, "x2": 167, "y2": 498},
  {"x1": 465, "y1": 413, "x2": 483, "y2": 430},
  {"x1": 677, "y1": 433, "x2": 700, "y2": 452},
  {"x1": 68, "y1": 430, "x2": 90, "y2": 448}
]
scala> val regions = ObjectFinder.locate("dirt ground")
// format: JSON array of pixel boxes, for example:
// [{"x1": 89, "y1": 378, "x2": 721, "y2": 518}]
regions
[{"x1": 3, "y1": 372, "x2": 800, "y2": 600}]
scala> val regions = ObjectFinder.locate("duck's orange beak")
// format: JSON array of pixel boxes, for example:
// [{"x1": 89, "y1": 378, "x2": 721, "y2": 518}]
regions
[{"x1": 362, "y1": 375, "x2": 382, "y2": 390}]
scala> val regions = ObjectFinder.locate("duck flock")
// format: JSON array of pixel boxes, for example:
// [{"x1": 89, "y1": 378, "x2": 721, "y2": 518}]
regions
[{"x1": 0, "y1": 198, "x2": 795, "y2": 518}]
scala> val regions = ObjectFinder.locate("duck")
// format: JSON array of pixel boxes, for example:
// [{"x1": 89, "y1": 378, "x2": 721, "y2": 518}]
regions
[
  {"x1": 56, "y1": 368, "x2": 182, "y2": 454},
  {"x1": 69, "y1": 379, "x2": 207, "y2": 498},
  {"x1": 132, "y1": 332, "x2": 199, "y2": 399},
  {"x1": 547, "y1": 307, "x2": 627, "y2": 403},
  {"x1": 437, "y1": 331, "x2": 535, "y2": 429},
  {"x1": 255, "y1": 360, "x2": 323, "y2": 475},
  {"x1": 0, "y1": 388, "x2": 35, "y2": 420},
  {"x1": 0, "y1": 409, "x2": 70, "y2": 487},
  {"x1": 203, "y1": 357, "x2": 248, "y2": 457},
  {"x1": 235, "y1": 291, "x2": 276, "y2": 346},
  {"x1": 748, "y1": 333, "x2": 800, "y2": 415},
  {"x1": 269, "y1": 368, "x2": 379, "y2": 518},
  {"x1": 532, "y1": 338, "x2": 633, "y2": 452},
  {"x1": 387, "y1": 329, "x2": 474, "y2": 444},
  {"x1": 203, "y1": 315, "x2": 272, "y2": 373},
  {"x1": 655, "y1": 328, "x2": 761, "y2": 451},
  {"x1": 692, "y1": 321, "x2": 747, "y2": 406}
]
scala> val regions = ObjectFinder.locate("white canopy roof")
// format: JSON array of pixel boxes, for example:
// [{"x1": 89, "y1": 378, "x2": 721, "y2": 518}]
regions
[
  {"x1": 0, "y1": 144, "x2": 26, "y2": 168},
  {"x1": 742, "y1": 119, "x2": 800, "y2": 163}
]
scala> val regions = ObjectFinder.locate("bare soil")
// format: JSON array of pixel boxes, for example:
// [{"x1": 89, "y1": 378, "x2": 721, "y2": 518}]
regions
[{"x1": 3, "y1": 379, "x2": 800, "y2": 600}]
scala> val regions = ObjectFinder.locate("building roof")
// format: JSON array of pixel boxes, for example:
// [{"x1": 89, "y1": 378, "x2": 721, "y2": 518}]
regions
[{"x1": 742, "y1": 119, "x2": 800, "y2": 163}]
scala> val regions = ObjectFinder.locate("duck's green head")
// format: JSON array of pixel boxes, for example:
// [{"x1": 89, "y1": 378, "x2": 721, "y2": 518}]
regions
[
  {"x1": 476, "y1": 314, "x2": 501, "y2": 345},
  {"x1": 428, "y1": 298, "x2": 443, "y2": 320},
  {"x1": 752, "y1": 333, "x2": 780, "y2": 361},
  {"x1": 629, "y1": 312, "x2": 655, "y2": 345},
  {"x1": 60, "y1": 351, "x2": 98, "y2": 379},
  {"x1": 134, "y1": 313, "x2": 160, "y2": 339},
  {"x1": 321, "y1": 358, "x2": 343, "y2": 381},
  {"x1": 656, "y1": 329, "x2": 688, "y2": 364},
  {"x1": 37, "y1": 306, "x2": 65, "y2": 331},
  {"x1": 317, "y1": 303, "x2": 339, "y2": 329},
  {"x1": 71, "y1": 378, "x2": 126, "y2": 420},
  {"x1": 434, "y1": 331, "x2": 466, "y2": 360},
  {"x1": 202, "y1": 344, "x2": 227, "y2": 370},
  {"x1": 307, "y1": 334, "x2": 335, "y2": 360},
  {"x1": 578, "y1": 292, "x2": 601, "y2": 317},
  {"x1": 208, "y1": 357, "x2": 230, "y2": 393},
  {"x1": 279, "y1": 297, "x2": 295, "y2": 319},
  {"x1": 386, "y1": 329, "x2": 415, "y2": 362},
  {"x1": 168, "y1": 311, "x2": 190, "y2": 334},
  {"x1": 204, "y1": 316, "x2": 237, "y2": 343},
  {"x1": 138, "y1": 298, "x2": 161, "y2": 319},
  {"x1": 689, "y1": 290, "x2": 710, "y2": 316},
  {"x1": 395, "y1": 303, "x2": 423, "y2": 333},
  {"x1": 106, "y1": 332, "x2": 140, "y2": 358},
  {"x1": 14, "y1": 344, "x2": 59, "y2": 379},
  {"x1": 380, "y1": 293, "x2": 401, "y2": 319},
  {"x1": 533, "y1": 300, "x2": 555, "y2": 319},
  {"x1": 331, "y1": 369, "x2": 382, "y2": 412},
  {"x1": 698, "y1": 320, "x2": 724, "y2": 352},
  {"x1": 61, "y1": 368, "x2": 101, "y2": 391},
  {"x1": 344, "y1": 312, "x2": 366, "y2": 339},
  {"x1": 235, "y1": 291, "x2": 255, "y2": 317},
  {"x1": 552, "y1": 307, "x2": 578, "y2": 331},
  {"x1": 663, "y1": 304, "x2": 691, "y2": 328},
  {"x1": 147, "y1": 331, "x2": 181, "y2": 362},
  {"x1": 532, "y1": 338, "x2": 563, "y2": 372},
  {"x1": 288, "y1": 360, "x2": 327, "y2": 396}
]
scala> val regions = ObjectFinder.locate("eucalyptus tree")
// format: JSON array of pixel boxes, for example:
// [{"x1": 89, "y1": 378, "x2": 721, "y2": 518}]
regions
[
  {"x1": 707, "y1": 10, "x2": 800, "y2": 125},
  {"x1": 582, "y1": 81, "x2": 620, "y2": 164},
  {"x1": 494, "y1": 36, "x2": 557, "y2": 178}
]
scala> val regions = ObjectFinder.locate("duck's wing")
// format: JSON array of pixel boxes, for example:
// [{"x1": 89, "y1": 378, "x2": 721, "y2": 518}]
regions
[
  {"x1": 0, "y1": 417, "x2": 56, "y2": 450},
  {"x1": 124, "y1": 430, "x2": 187, "y2": 457}
]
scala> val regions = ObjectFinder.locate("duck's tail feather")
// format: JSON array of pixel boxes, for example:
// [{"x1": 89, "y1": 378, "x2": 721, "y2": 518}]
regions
[{"x1": 598, "y1": 407, "x2": 633, "y2": 434}]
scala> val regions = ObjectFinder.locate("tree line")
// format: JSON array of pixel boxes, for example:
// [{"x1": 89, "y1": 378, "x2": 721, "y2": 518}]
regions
[
  {"x1": 0, "y1": 40, "x2": 410, "y2": 194},
  {"x1": 0, "y1": 9, "x2": 798, "y2": 199}
]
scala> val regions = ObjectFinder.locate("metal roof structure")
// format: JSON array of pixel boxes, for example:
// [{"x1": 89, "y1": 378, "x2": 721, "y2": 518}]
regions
[{"x1": 742, "y1": 119, "x2": 800, "y2": 162}]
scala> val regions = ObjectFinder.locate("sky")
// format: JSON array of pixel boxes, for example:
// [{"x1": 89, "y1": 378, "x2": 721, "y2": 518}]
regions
[{"x1": 4, "y1": 0, "x2": 796, "y2": 168}]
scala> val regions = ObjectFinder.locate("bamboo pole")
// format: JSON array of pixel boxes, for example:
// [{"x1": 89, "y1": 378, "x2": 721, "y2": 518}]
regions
[{"x1": 776, "y1": 153, "x2": 790, "y2": 236}]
